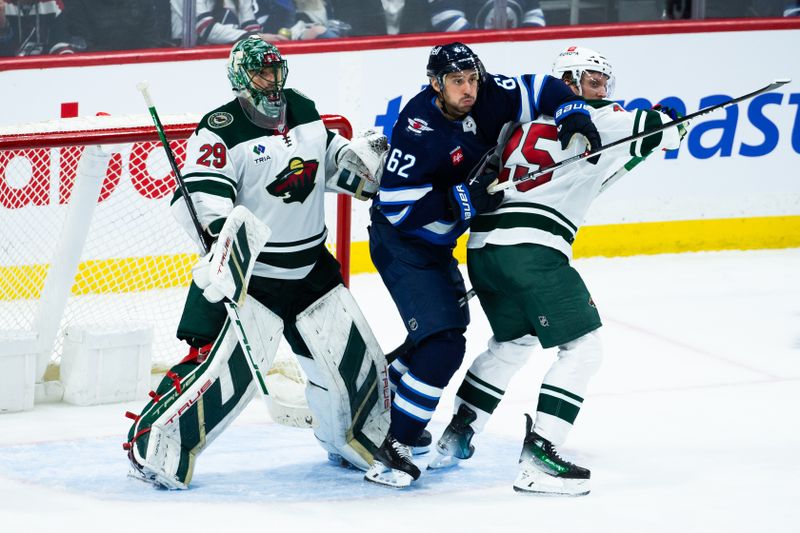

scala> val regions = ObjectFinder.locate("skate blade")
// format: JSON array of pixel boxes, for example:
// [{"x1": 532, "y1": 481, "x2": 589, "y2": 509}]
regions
[
  {"x1": 127, "y1": 465, "x2": 187, "y2": 490},
  {"x1": 512, "y1": 468, "x2": 590, "y2": 497},
  {"x1": 127, "y1": 468, "x2": 170, "y2": 490},
  {"x1": 412, "y1": 444, "x2": 431, "y2": 456},
  {"x1": 327, "y1": 452, "x2": 359, "y2": 470},
  {"x1": 426, "y1": 452, "x2": 461, "y2": 470},
  {"x1": 364, "y1": 464, "x2": 414, "y2": 488}
]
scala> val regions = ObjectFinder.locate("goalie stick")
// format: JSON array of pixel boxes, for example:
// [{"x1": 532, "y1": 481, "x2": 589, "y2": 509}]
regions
[
  {"x1": 137, "y1": 82, "x2": 275, "y2": 408},
  {"x1": 489, "y1": 79, "x2": 791, "y2": 193}
]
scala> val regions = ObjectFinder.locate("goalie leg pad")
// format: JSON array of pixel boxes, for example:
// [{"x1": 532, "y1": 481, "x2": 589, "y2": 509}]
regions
[
  {"x1": 295, "y1": 285, "x2": 391, "y2": 471},
  {"x1": 125, "y1": 296, "x2": 283, "y2": 488}
]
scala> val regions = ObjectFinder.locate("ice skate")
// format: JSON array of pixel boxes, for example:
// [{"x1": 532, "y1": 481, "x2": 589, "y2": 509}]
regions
[
  {"x1": 364, "y1": 435, "x2": 421, "y2": 488},
  {"x1": 413, "y1": 429, "x2": 432, "y2": 455},
  {"x1": 428, "y1": 404, "x2": 477, "y2": 470},
  {"x1": 512, "y1": 414, "x2": 590, "y2": 496}
]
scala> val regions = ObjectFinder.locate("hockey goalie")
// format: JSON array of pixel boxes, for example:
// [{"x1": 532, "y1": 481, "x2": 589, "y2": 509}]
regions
[{"x1": 123, "y1": 35, "x2": 392, "y2": 489}]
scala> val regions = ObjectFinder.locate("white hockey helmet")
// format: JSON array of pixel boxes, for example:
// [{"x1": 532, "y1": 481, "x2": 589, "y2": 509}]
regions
[{"x1": 552, "y1": 46, "x2": 615, "y2": 98}]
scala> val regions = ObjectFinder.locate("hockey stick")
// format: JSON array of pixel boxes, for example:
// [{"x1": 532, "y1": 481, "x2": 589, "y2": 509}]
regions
[
  {"x1": 489, "y1": 79, "x2": 791, "y2": 193},
  {"x1": 137, "y1": 82, "x2": 273, "y2": 399}
]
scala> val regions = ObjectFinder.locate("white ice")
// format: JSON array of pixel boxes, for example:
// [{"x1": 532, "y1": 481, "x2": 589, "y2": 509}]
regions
[{"x1": 1, "y1": 249, "x2": 798, "y2": 533}]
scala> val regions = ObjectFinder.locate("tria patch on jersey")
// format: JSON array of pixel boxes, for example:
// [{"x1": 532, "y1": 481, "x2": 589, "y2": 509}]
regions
[
  {"x1": 406, "y1": 117, "x2": 434, "y2": 134},
  {"x1": 267, "y1": 157, "x2": 318, "y2": 204},
  {"x1": 450, "y1": 146, "x2": 464, "y2": 166},
  {"x1": 208, "y1": 112, "x2": 234, "y2": 129},
  {"x1": 252, "y1": 144, "x2": 271, "y2": 164}
]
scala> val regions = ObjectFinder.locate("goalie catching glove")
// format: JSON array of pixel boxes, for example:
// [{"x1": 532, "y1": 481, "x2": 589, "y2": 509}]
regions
[
  {"x1": 193, "y1": 205, "x2": 272, "y2": 304},
  {"x1": 335, "y1": 129, "x2": 389, "y2": 200}
]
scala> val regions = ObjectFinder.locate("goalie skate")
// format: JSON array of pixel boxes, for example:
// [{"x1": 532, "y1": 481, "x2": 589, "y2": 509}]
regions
[
  {"x1": 512, "y1": 414, "x2": 590, "y2": 496},
  {"x1": 364, "y1": 435, "x2": 421, "y2": 488},
  {"x1": 428, "y1": 404, "x2": 477, "y2": 470},
  {"x1": 127, "y1": 461, "x2": 184, "y2": 490},
  {"x1": 330, "y1": 429, "x2": 431, "y2": 468}
]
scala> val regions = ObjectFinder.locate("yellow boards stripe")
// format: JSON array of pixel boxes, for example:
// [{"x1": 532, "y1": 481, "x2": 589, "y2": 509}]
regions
[
  {"x1": 350, "y1": 215, "x2": 800, "y2": 274},
  {"x1": 2, "y1": 216, "x2": 798, "y2": 300}
]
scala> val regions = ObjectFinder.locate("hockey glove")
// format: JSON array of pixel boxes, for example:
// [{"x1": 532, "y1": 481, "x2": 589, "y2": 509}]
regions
[
  {"x1": 653, "y1": 104, "x2": 689, "y2": 141},
  {"x1": 335, "y1": 129, "x2": 389, "y2": 201},
  {"x1": 449, "y1": 171, "x2": 504, "y2": 221},
  {"x1": 554, "y1": 100, "x2": 602, "y2": 164}
]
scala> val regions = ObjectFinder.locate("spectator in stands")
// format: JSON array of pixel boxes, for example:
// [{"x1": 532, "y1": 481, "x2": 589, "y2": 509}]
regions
[
  {"x1": 429, "y1": 0, "x2": 545, "y2": 32},
  {"x1": 50, "y1": 0, "x2": 165, "y2": 54},
  {"x1": 664, "y1": 0, "x2": 787, "y2": 18},
  {"x1": 0, "y1": 0, "x2": 67, "y2": 56},
  {"x1": 253, "y1": 0, "x2": 353, "y2": 40},
  {"x1": 327, "y1": 0, "x2": 431, "y2": 36},
  {"x1": 253, "y1": 0, "x2": 296, "y2": 36},
  {"x1": 171, "y1": 0, "x2": 286, "y2": 46}
]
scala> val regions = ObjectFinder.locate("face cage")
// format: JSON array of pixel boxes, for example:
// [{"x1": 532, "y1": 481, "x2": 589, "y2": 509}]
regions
[{"x1": 246, "y1": 61, "x2": 288, "y2": 106}]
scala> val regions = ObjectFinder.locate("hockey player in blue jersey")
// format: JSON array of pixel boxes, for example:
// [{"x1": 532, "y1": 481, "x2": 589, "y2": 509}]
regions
[{"x1": 364, "y1": 41, "x2": 602, "y2": 488}]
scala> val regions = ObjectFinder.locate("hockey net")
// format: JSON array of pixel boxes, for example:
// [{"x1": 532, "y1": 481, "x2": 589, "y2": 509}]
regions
[{"x1": 0, "y1": 113, "x2": 353, "y2": 394}]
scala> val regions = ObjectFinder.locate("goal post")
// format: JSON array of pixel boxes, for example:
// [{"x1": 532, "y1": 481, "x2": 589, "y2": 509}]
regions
[{"x1": 0, "y1": 113, "x2": 353, "y2": 411}]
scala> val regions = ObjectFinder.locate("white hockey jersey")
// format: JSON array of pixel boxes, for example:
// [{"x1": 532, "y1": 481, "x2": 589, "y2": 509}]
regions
[
  {"x1": 171, "y1": 89, "x2": 355, "y2": 280},
  {"x1": 467, "y1": 100, "x2": 684, "y2": 259}
]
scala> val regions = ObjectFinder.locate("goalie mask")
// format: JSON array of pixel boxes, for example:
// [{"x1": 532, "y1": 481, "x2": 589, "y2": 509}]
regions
[
  {"x1": 552, "y1": 46, "x2": 615, "y2": 98},
  {"x1": 227, "y1": 35, "x2": 289, "y2": 129}
]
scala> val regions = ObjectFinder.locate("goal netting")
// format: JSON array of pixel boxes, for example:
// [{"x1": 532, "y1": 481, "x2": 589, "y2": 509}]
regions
[{"x1": 0, "y1": 113, "x2": 353, "y2": 395}]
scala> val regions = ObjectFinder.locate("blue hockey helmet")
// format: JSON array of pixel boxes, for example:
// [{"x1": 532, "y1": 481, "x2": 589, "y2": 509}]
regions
[{"x1": 426, "y1": 42, "x2": 486, "y2": 85}]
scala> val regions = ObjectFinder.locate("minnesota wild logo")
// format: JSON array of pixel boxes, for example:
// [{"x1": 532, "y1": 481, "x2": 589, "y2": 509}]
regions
[{"x1": 267, "y1": 157, "x2": 318, "y2": 203}]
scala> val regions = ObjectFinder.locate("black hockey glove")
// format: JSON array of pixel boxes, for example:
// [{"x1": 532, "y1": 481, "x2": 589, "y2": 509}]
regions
[
  {"x1": 653, "y1": 104, "x2": 689, "y2": 141},
  {"x1": 449, "y1": 171, "x2": 504, "y2": 221},
  {"x1": 554, "y1": 100, "x2": 602, "y2": 164}
]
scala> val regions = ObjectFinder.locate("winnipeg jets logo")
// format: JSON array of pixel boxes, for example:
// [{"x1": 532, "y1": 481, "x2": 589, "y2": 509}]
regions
[
  {"x1": 267, "y1": 157, "x2": 318, "y2": 204},
  {"x1": 407, "y1": 117, "x2": 434, "y2": 134}
]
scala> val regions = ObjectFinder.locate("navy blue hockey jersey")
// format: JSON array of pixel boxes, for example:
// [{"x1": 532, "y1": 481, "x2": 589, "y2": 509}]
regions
[{"x1": 374, "y1": 72, "x2": 575, "y2": 246}]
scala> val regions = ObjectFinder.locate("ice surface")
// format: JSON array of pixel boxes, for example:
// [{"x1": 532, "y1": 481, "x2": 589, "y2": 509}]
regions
[{"x1": 1, "y1": 249, "x2": 798, "y2": 533}]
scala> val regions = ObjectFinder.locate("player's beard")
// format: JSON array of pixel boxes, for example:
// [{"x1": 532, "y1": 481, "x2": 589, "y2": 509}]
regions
[{"x1": 436, "y1": 89, "x2": 473, "y2": 120}]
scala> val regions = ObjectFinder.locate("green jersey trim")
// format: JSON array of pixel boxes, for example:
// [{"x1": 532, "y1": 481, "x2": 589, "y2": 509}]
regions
[
  {"x1": 257, "y1": 241, "x2": 326, "y2": 269},
  {"x1": 472, "y1": 210, "x2": 576, "y2": 245},
  {"x1": 263, "y1": 228, "x2": 327, "y2": 248},
  {"x1": 499, "y1": 202, "x2": 578, "y2": 232}
]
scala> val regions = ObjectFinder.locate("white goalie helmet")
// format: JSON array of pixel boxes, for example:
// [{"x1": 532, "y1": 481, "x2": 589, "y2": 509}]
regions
[{"x1": 552, "y1": 45, "x2": 615, "y2": 98}]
